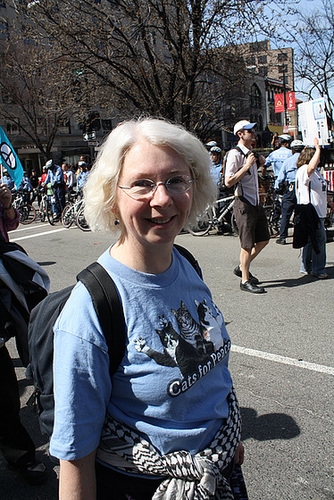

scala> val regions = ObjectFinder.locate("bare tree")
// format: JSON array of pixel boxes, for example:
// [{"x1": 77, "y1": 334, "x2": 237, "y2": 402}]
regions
[
  {"x1": 21, "y1": 0, "x2": 269, "y2": 139},
  {"x1": 0, "y1": 25, "x2": 95, "y2": 161},
  {"x1": 292, "y1": 0, "x2": 334, "y2": 121}
]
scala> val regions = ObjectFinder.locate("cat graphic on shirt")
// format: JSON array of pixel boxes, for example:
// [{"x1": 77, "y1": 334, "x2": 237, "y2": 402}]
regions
[{"x1": 134, "y1": 314, "x2": 210, "y2": 377}]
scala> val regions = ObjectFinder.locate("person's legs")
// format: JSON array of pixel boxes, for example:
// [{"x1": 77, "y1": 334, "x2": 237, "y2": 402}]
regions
[
  {"x1": 301, "y1": 241, "x2": 312, "y2": 273},
  {"x1": 0, "y1": 345, "x2": 35, "y2": 464},
  {"x1": 250, "y1": 240, "x2": 269, "y2": 263},
  {"x1": 310, "y1": 219, "x2": 327, "y2": 276},
  {"x1": 53, "y1": 187, "x2": 62, "y2": 217},
  {"x1": 279, "y1": 191, "x2": 296, "y2": 241},
  {"x1": 240, "y1": 248, "x2": 252, "y2": 283},
  {"x1": 0, "y1": 345, "x2": 47, "y2": 484}
]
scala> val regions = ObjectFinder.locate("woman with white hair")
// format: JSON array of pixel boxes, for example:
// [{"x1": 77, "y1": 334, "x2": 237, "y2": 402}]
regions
[{"x1": 50, "y1": 117, "x2": 246, "y2": 500}]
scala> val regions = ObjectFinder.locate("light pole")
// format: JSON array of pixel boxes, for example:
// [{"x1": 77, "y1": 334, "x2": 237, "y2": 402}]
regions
[{"x1": 282, "y1": 69, "x2": 288, "y2": 128}]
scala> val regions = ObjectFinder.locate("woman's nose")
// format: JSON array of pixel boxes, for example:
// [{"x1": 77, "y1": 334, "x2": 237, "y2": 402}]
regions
[{"x1": 150, "y1": 183, "x2": 172, "y2": 205}]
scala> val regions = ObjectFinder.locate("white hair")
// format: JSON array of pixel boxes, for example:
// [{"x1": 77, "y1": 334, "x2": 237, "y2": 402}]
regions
[{"x1": 84, "y1": 117, "x2": 217, "y2": 232}]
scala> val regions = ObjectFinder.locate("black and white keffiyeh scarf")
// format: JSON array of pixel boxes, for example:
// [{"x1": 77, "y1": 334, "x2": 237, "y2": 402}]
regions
[{"x1": 97, "y1": 388, "x2": 241, "y2": 500}]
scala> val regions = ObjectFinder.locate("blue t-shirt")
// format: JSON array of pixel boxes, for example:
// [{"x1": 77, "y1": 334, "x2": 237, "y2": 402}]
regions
[{"x1": 50, "y1": 247, "x2": 233, "y2": 462}]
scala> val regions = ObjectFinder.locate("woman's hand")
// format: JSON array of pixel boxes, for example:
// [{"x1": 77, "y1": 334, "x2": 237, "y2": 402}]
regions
[
  {"x1": 0, "y1": 183, "x2": 12, "y2": 208},
  {"x1": 306, "y1": 138, "x2": 321, "y2": 176},
  {"x1": 234, "y1": 441, "x2": 245, "y2": 465}
]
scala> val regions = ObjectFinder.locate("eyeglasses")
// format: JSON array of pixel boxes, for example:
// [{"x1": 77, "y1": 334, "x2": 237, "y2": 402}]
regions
[
  {"x1": 244, "y1": 129, "x2": 255, "y2": 134},
  {"x1": 118, "y1": 175, "x2": 196, "y2": 200}
]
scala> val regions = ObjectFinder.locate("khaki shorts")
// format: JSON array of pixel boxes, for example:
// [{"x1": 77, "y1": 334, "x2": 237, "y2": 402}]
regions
[{"x1": 234, "y1": 197, "x2": 270, "y2": 249}]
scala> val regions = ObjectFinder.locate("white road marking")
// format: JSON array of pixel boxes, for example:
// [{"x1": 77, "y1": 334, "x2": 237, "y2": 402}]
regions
[
  {"x1": 11, "y1": 227, "x2": 69, "y2": 242},
  {"x1": 12, "y1": 224, "x2": 50, "y2": 233},
  {"x1": 231, "y1": 345, "x2": 334, "y2": 375}
]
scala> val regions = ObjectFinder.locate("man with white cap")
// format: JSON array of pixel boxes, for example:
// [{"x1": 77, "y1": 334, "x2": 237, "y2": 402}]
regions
[
  {"x1": 225, "y1": 120, "x2": 270, "y2": 293},
  {"x1": 276, "y1": 139, "x2": 305, "y2": 244}
]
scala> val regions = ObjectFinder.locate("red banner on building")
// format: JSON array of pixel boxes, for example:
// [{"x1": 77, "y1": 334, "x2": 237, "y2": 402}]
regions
[
  {"x1": 287, "y1": 91, "x2": 296, "y2": 111},
  {"x1": 275, "y1": 93, "x2": 284, "y2": 113}
]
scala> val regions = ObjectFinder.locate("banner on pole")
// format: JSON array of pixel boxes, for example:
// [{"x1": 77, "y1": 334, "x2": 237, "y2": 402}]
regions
[
  {"x1": 0, "y1": 126, "x2": 24, "y2": 188},
  {"x1": 287, "y1": 91, "x2": 296, "y2": 111},
  {"x1": 274, "y1": 93, "x2": 284, "y2": 113}
]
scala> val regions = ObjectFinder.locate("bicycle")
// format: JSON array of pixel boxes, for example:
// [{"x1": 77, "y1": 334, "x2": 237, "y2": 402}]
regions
[
  {"x1": 260, "y1": 177, "x2": 281, "y2": 237},
  {"x1": 12, "y1": 191, "x2": 36, "y2": 225},
  {"x1": 61, "y1": 197, "x2": 84, "y2": 228},
  {"x1": 36, "y1": 188, "x2": 56, "y2": 225},
  {"x1": 75, "y1": 203, "x2": 91, "y2": 232},
  {"x1": 188, "y1": 194, "x2": 238, "y2": 236}
]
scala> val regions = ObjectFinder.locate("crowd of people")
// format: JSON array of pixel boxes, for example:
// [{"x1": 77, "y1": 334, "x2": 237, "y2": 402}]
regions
[
  {"x1": 1, "y1": 155, "x2": 92, "y2": 221},
  {"x1": 206, "y1": 120, "x2": 330, "y2": 292},
  {"x1": 0, "y1": 116, "x2": 331, "y2": 499}
]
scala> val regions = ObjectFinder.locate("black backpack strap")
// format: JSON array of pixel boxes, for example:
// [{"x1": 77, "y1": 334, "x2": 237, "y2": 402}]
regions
[
  {"x1": 174, "y1": 244, "x2": 203, "y2": 279},
  {"x1": 77, "y1": 262, "x2": 126, "y2": 378}
]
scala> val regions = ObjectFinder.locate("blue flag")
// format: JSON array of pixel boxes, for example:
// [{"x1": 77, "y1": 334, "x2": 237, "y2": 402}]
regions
[{"x1": 0, "y1": 125, "x2": 24, "y2": 188}]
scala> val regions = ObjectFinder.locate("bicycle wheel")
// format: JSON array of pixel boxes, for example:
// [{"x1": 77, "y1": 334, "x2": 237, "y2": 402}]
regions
[
  {"x1": 76, "y1": 206, "x2": 91, "y2": 232},
  {"x1": 264, "y1": 206, "x2": 278, "y2": 237},
  {"x1": 20, "y1": 204, "x2": 36, "y2": 225},
  {"x1": 187, "y1": 208, "x2": 213, "y2": 236},
  {"x1": 61, "y1": 204, "x2": 75, "y2": 228},
  {"x1": 38, "y1": 207, "x2": 46, "y2": 222},
  {"x1": 46, "y1": 201, "x2": 56, "y2": 225}
]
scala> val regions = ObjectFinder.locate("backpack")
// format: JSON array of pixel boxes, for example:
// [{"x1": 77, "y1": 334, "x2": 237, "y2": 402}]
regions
[{"x1": 27, "y1": 244, "x2": 201, "y2": 438}]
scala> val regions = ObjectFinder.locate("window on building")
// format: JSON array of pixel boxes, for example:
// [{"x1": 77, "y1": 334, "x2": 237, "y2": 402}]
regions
[
  {"x1": 246, "y1": 56, "x2": 256, "y2": 66},
  {"x1": 6, "y1": 122, "x2": 19, "y2": 134},
  {"x1": 278, "y1": 52, "x2": 288, "y2": 62},
  {"x1": 87, "y1": 111, "x2": 101, "y2": 131},
  {"x1": 258, "y1": 55, "x2": 267, "y2": 64},
  {"x1": 249, "y1": 84, "x2": 262, "y2": 109},
  {"x1": 278, "y1": 64, "x2": 288, "y2": 73},
  {"x1": 101, "y1": 119, "x2": 112, "y2": 131},
  {"x1": 258, "y1": 66, "x2": 268, "y2": 77}
]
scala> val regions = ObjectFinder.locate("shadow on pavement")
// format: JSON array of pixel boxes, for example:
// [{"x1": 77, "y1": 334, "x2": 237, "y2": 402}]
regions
[
  {"x1": 240, "y1": 407, "x2": 300, "y2": 441},
  {"x1": 260, "y1": 265, "x2": 334, "y2": 289}
]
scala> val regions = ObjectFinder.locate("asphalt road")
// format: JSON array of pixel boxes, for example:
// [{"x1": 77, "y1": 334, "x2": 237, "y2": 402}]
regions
[{"x1": 1, "y1": 220, "x2": 333, "y2": 500}]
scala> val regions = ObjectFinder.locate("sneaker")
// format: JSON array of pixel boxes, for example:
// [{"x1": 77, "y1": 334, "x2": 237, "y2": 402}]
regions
[
  {"x1": 233, "y1": 265, "x2": 259, "y2": 284},
  {"x1": 8, "y1": 459, "x2": 48, "y2": 485},
  {"x1": 276, "y1": 238, "x2": 286, "y2": 245},
  {"x1": 310, "y1": 272, "x2": 328, "y2": 279},
  {"x1": 240, "y1": 280, "x2": 266, "y2": 294}
]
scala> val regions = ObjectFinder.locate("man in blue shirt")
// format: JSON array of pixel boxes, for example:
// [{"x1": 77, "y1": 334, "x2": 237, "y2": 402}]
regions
[
  {"x1": 276, "y1": 140, "x2": 305, "y2": 245},
  {"x1": 2, "y1": 171, "x2": 15, "y2": 190},
  {"x1": 264, "y1": 134, "x2": 293, "y2": 231},
  {"x1": 76, "y1": 161, "x2": 90, "y2": 196},
  {"x1": 264, "y1": 134, "x2": 293, "y2": 188},
  {"x1": 43, "y1": 159, "x2": 66, "y2": 218}
]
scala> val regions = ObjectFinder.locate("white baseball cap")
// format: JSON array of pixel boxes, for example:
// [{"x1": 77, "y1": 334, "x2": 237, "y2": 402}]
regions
[{"x1": 233, "y1": 120, "x2": 257, "y2": 136}]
